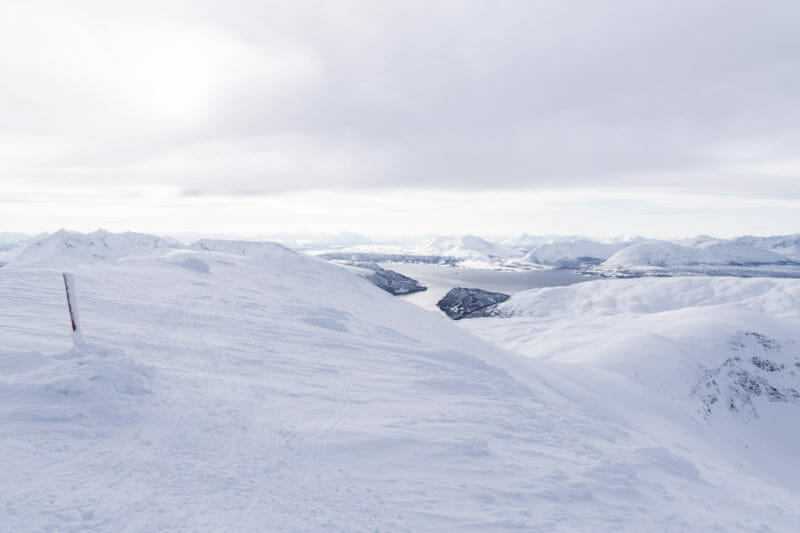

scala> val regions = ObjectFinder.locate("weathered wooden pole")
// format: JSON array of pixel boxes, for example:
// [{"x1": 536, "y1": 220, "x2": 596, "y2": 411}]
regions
[{"x1": 63, "y1": 272, "x2": 85, "y2": 348}]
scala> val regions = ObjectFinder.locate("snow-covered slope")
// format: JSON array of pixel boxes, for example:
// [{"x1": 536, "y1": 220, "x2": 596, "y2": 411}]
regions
[
  {"x1": 734, "y1": 234, "x2": 800, "y2": 261},
  {"x1": 0, "y1": 231, "x2": 29, "y2": 252},
  {"x1": 602, "y1": 241, "x2": 717, "y2": 268},
  {"x1": 4, "y1": 229, "x2": 181, "y2": 268},
  {"x1": 599, "y1": 239, "x2": 796, "y2": 275},
  {"x1": 697, "y1": 240, "x2": 790, "y2": 264},
  {"x1": 464, "y1": 277, "x2": 800, "y2": 495},
  {"x1": 523, "y1": 239, "x2": 628, "y2": 267},
  {"x1": 2, "y1": 231, "x2": 800, "y2": 530},
  {"x1": 415, "y1": 235, "x2": 523, "y2": 266},
  {"x1": 188, "y1": 238, "x2": 296, "y2": 258},
  {"x1": 497, "y1": 233, "x2": 552, "y2": 252},
  {"x1": 0, "y1": 231, "x2": 29, "y2": 243},
  {"x1": 0, "y1": 235, "x2": 32, "y2": 265}
]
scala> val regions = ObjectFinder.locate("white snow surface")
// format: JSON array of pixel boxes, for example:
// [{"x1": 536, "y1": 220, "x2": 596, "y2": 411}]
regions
[
  {"x1": 4, "y1": 229, "x2": 181, "y2": 268},
  {"x1": 601, "y1": 239, "x2": 796, "y2": 272},
  {"x1": 734, "y1": 234, "x2": 800, "y2": 261},
  {"x1": 523, "y1": 239, "x2": 628, "y2": 266},
  {"x1": 464, "y1": 276, "x2": 800, "y2": 516},
  {"x1": 416, "y1": 235, "x2": 522, "y2": 262},
  {"x1": 0, "y1": 232, "x2": 30, "y2": 251},
  {"x1": 1, "y1": 230, "x2": 800, "y2": 530}
]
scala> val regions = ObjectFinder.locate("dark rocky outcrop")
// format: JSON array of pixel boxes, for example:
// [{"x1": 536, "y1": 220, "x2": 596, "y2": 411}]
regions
[
  {"x1": 365, "y1": 267, "x2": 427, "y2": 296},
  {"x1": 436, "y1": 287, "x2": 510, "y2": 320},
  {"x1": 693, "y1": 331, "x2": 800, "y2": 420}
]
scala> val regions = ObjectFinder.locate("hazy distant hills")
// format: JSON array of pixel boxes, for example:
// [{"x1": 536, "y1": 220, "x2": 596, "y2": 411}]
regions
[
  {"x1": 3, "y1": 230, "x2": 800, "y2": 277},
  {"x1": 303, "y1": 232, "x2": 800, "y2": 276}
]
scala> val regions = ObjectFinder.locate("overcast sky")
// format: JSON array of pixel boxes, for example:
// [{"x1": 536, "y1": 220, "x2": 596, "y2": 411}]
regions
[{"x1": 1, "y1": 0, "x2": 799, "y2": 237}]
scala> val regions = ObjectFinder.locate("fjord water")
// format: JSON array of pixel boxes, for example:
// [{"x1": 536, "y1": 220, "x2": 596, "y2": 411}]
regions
[{"x1": 382, "y1": 262, "x2": 597, "y2": 312}]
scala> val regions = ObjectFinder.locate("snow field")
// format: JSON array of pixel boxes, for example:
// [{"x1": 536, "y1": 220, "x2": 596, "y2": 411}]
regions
[
  {"x1": 464, "y1": 277, "x2": 800, "y2": 497},
  {"x1": 1, "y1": 232, "x2": 799, "y2": 530}
]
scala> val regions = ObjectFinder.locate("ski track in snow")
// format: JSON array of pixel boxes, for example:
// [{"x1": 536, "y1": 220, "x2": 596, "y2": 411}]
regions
[{"x1": 1, "y1": 243, "x2": 800, "y2": 531}]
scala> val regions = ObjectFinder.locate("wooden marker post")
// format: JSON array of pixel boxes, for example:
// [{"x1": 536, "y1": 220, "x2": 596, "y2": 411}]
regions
[{"x1": 63, "y1": 272, "x2": 85, "y2": 348}]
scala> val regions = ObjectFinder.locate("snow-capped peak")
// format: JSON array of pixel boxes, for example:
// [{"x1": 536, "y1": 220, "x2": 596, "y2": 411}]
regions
[{"x1": 4, "y1": 229, "x2": 181, "y2": 268}]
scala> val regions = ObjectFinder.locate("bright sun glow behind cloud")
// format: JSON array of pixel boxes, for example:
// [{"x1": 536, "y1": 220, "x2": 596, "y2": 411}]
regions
[
  {"x1": 1, "y1": 1, "x2": 799, "y2": 238},
  {"x1": 0, "y1": 3, "x2": 321, "y2": 167}
]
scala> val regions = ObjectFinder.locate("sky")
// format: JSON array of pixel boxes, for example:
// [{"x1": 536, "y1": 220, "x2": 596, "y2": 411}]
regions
[{"x1": 1, "y1": 0, "x2": 799, "y2": 238}]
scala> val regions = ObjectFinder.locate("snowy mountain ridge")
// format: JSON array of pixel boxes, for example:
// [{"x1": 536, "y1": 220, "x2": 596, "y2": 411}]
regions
[
  {"x1": 1, "y1": 229, "x2": 181, "y2": 268},
  {"x1": 603, "y1": 240, "x2": 793, "y2": 269},
  {"x1": 6, "y1": 230, "x2": 800, "y2": 276},
  {"x1": 694, "y1": 330, "x2": 800, "y2": 421},
  {"x1": 188, "y1": 238, "x2": 297, "y2": 258},
  {"x1": 2, "y1": 230, "x2": 800, "y2": 529},
  {"x1": 464, "y1": 276, "x2": 800, "y2": 496},
  {"x1": 302, "y1": 232, "x2": 800, "y2": 275},
  {"x1": 522, "y1": 239, "x2": 628, "y2": 267},
  {"x1": 310, "y1": 234, "x2": 525, "y2": 269},
  {"x1": 733, "y1": 234, "x2": 800, "y2": 261}
]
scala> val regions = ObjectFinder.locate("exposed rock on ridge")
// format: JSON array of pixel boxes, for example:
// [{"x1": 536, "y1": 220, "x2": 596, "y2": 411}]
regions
[
  {"x1": 365, "y1": 267, "x2": 427, "y2": 295},
  {"x1": 437, "y1": 287, "x2": 510, "y2": 320}
]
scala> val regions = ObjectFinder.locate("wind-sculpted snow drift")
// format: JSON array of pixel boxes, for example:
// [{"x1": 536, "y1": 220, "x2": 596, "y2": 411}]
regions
[{"x1": 1, "y1": 230, "x2": 800, "y2": 530}]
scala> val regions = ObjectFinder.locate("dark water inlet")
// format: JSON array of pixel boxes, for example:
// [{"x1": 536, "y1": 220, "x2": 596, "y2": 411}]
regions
[{"x1": 381, "y1": 263, "x2": 598, "y2": 314}]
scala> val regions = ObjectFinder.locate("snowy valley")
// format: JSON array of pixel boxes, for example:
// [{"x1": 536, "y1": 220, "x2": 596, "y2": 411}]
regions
[{"x1": 1, "y1": 230, "x2": 800, "y2": 531}]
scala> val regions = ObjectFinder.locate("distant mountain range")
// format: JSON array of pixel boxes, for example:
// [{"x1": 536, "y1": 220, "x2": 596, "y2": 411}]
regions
[
  {"x1": 304, "y1": 232, "x2": 800, "y2": 276},
  {"x1": 3, "y1": 230, "x2": 800, "y2": 277}
]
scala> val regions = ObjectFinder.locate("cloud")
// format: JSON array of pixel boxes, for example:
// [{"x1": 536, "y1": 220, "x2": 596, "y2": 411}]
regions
[{"x1": 1, "y1": 0, "x2": 800, "y2": 200}]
